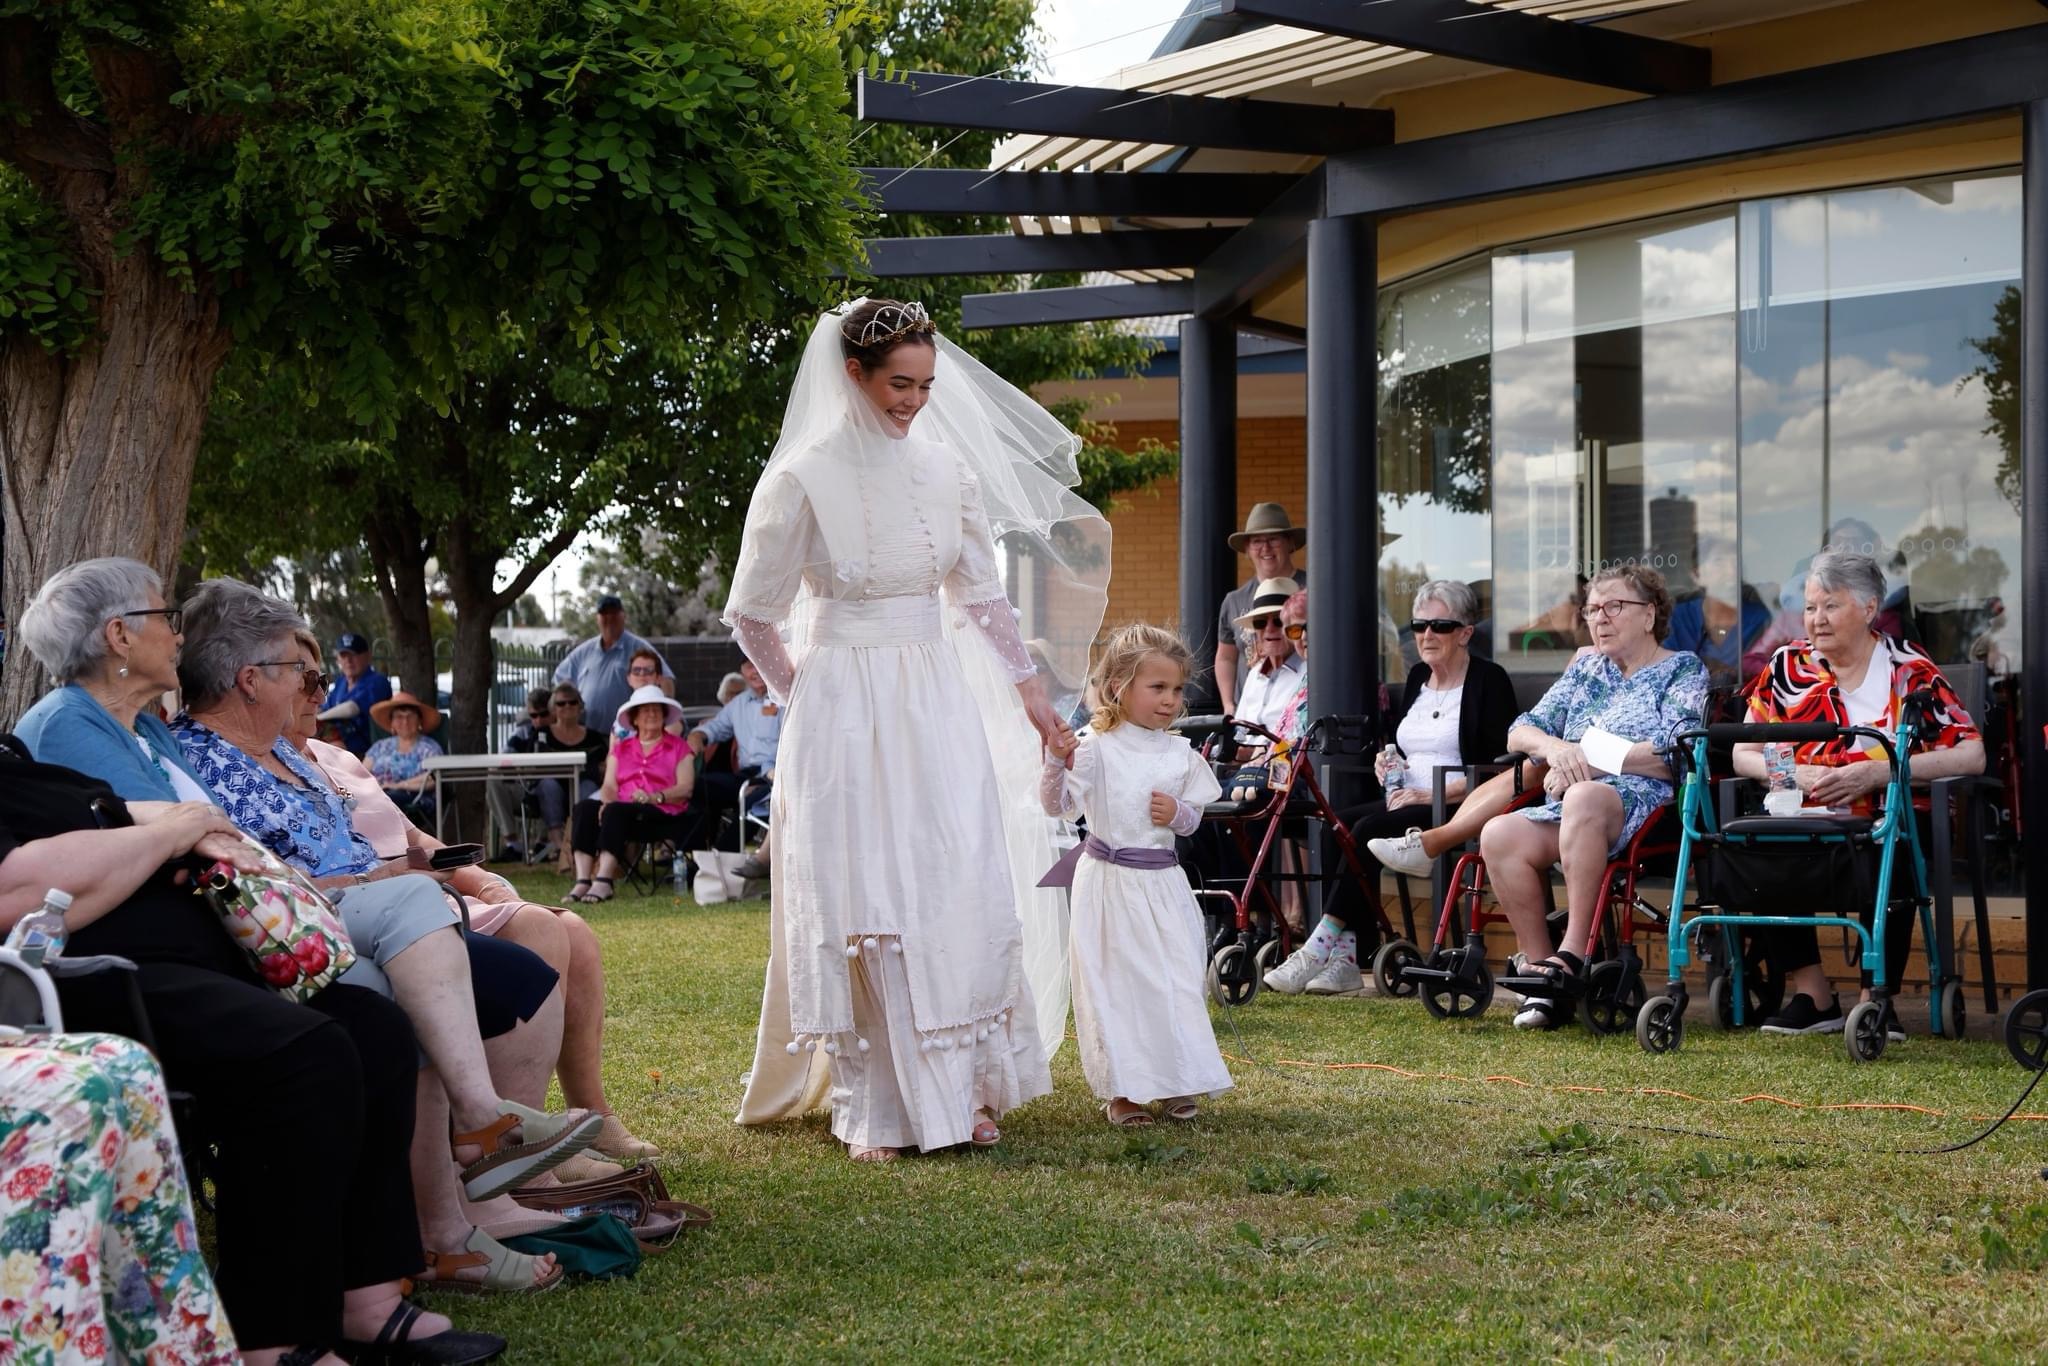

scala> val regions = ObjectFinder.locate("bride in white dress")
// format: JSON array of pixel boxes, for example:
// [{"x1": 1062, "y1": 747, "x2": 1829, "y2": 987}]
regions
[{"x1": 725, "y1": 299, "x2": 1104, "y2": 1161}]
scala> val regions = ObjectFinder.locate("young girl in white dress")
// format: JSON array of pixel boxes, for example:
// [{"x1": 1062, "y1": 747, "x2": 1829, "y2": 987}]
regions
[{"x1": 1041, "y1": 625, "x2": 1233, "y2": 1126}]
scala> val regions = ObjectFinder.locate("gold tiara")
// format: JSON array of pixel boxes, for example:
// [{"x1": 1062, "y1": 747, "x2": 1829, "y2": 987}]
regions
[{"x1": 844, "y1": 301, "x2": 935, "y2": 349}]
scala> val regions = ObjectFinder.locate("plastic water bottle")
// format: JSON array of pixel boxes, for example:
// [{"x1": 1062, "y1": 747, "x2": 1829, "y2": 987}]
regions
[
  {"x1": 672, "y1": 851, "x2": 688, "y2": 897},
  {"x1": 1382, "y1": 747, "x2": 1408, "y2": 794},
  {"x1": 1763, "y1": 742, "x2": 1800, "y2": 816},
  {"x1": 4, "y1": 889, "x2": 73, "y2": 968}
]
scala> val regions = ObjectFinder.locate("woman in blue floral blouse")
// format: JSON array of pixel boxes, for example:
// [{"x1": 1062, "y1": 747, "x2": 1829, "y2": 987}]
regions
[
  {"x1": 364, "y1": 692, "x2": 444, "y2": 826},
  {"x1": 1475, "y1": 565, "x2": 1707, "y2": 1031}
]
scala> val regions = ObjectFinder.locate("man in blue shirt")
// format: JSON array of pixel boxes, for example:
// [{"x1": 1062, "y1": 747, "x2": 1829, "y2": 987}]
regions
[
  {"x1": 316, "y1": 631, "x2": 392, "y2": 756},
  {"x1": 553, "y1": 594, "x2": 670, "y2": 733},
  {"x1": 687, "y1": 659, "x2": 782, "y2": 874}
]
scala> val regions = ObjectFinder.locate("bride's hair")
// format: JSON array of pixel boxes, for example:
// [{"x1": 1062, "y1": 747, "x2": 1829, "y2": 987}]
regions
[
  {"x1": 1089, "y1": 623, "x2": 1192, "y2": 732},
  {"x1": 840, "y1": 298, "x2": 937, "y2": 373}
]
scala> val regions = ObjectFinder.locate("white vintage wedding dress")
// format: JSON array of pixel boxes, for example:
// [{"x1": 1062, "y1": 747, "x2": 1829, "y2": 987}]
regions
[{"x1": 727, "y1": 426, "x2": 1061, "y2": 1149}]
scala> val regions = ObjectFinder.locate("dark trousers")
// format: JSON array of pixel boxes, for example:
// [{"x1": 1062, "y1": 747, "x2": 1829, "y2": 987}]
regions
[
  {"x1": 62, "y1": 968, "x2": 422, "y2": 1350},
  {"x1": 572, "y1": 796, "x2": 702, "y2": 860},
  {"x1": 693, "y1": 766, "x2": 765, "y2": 851},
  {"x1": 1750, "y1": 848, "x2": 1918, "y2": 995},
  {"x1": 1319, "y1": 799, "x2": 1442, "y2": 933}
]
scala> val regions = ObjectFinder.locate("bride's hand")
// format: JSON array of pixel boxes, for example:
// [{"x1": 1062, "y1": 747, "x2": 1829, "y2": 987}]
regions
[{"x1": 1017, "y1": 676, "x2": 1071, "y2": 768}]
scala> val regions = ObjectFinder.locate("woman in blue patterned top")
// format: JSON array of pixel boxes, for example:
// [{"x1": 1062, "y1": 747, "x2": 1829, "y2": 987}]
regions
[
  {"x1": 364, "y1": 691, "x2": 444, "y2": 826},
  {"x1": 1476, "y1": 565, "x2": 1707, "y2": 1030}
]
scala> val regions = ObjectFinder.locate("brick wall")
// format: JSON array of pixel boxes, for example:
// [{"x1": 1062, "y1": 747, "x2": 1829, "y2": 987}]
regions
[{"x1": 1099, "y1": 415, "x2": 1308, "y2": 633}]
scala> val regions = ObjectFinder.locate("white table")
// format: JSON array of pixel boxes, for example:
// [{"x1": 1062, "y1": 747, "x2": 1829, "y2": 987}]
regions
[{"x1": 424, "y1": 751, "x2": 590, "y2": 845}]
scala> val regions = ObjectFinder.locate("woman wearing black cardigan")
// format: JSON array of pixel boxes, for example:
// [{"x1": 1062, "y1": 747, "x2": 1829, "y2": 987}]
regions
[{"x1": 1264, "y1": 580, "x2": 1516, "y2": 995}]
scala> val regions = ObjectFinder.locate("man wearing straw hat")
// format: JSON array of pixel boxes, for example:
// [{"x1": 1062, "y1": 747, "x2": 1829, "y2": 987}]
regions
[{"x1": 1215, "y1": 503, "x2": 1306, "y2": 713}]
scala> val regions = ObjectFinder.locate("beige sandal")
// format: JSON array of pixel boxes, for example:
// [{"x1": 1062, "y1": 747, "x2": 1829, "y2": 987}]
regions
[
  {"x1": 452, "y1": 1101, "x2": 603, "y2": 1201},
  {"x1": 1161, "y1": 1097, "x2": 1201, "y2": 1122},
  {"x1": 418, "y1": 1227, "x2": 563, "y2": 1295},
  {"x1": 590, "y1": 1112, "x2": 660, "y2": 1161},
  {"x1": 848, "y1": 1145, "x2": 900, "y2": 1163},
  {"x1": 1104, "y1": 1099, "x2": 1153, "y2": 1128}
]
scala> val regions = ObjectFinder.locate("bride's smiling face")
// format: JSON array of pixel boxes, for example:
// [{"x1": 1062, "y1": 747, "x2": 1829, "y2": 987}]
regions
[{"x1": 845, "y1": 341, "x2": 936, "y2": 434}]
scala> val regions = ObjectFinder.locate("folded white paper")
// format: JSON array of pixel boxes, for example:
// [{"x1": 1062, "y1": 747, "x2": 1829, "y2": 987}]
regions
[{"x1": 1579, "y1": 726, "x2": 1633, "y2": 776}]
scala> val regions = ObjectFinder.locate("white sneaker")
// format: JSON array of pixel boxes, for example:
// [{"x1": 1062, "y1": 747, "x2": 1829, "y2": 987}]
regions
[
  {"x1": 1263, "y1": 947, "x2": 1328, "y2": 995},
  {"x1": 1367, "y1": 828, "x2": 1433, "y2": 879},
  {"x1": 1304, "y1": 957, "x2": 1365, "y2": 995}
]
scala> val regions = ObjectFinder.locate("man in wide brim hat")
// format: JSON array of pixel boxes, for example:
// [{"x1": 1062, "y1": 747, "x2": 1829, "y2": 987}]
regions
[
  {"x1": 370, "y1": 689, "x2": 441, "y2": 733},
  {"x1": 1226, "y1": 502, "x2": 1306, "y2": 553},
  {"x1": 1215, "y1": 503, "x2": 1307, "y2": 713}
]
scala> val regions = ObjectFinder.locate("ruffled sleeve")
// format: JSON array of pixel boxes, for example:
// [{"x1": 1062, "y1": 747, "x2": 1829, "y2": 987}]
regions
[
  {"x1": 943, "y1": 466, "x2": 1037, "y2": 684},
  {"x1": 1039, "y1": 729, "x2": 1098, "y2": 820}
]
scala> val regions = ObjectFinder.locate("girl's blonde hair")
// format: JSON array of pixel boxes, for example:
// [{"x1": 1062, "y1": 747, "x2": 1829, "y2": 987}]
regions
[{"x1": 1089, "y1": 623, "x2": 1192, "y2": 732}]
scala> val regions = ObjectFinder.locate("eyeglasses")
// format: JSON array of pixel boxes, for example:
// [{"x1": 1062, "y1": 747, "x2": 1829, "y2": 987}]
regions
[
  {"x1": 252, "y1": 659, "x2": 309, "y2": 676},
  {"x1": 1283, "y1": 622, "x2": 1307, "y2": 642},
  {"x1": 301, "y1": 671, "x2": 330, "y2": 698},
  {"x1": 1409, "y1": 618, "x2": 1466, "y2": 636},
  {"x1": 122, "y1": 607, "x2": 184, "y2": 633},
  {"x1": 552, "y1": 699, "x2": 583, "y2": 709},
  {"x1": 1580, "y1": 599, "x2": 1651, "y2": 621},
  {"x1": 627, "y1": 665, "x2": 659, "y2": 677}
]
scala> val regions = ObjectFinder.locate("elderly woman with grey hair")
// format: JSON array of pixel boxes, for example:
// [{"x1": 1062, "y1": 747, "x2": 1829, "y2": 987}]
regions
[
  {"x1": 1265, "y1": 580, "x2": 1518, "y2": 996},
  {"x1": 13, "y1": 556, "x2": 212, "y2": 803},
  {"x1": 165, "y1": 577, "x2": 602, "y2": 1293},
  {"x1": 1732, "y1": 549, "x2": 1985, "y2": 1038}
]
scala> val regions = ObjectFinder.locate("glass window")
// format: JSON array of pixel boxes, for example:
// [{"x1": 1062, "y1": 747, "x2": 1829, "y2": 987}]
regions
[
  {"x1": 1488, "y1": 212, "x2": 1741, "y2": 682},
  {"x1": 1378, "y1": 262, "x2": 1491, "y2": 680},
  {"x1": 1737, "y1": 174, "x2": 2022, "y2": 683}
]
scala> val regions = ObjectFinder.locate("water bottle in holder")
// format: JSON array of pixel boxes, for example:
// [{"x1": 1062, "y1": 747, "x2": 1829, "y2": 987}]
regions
[
  {"x1": 1763, "y1": 741, "x2": 1800, "y2": 816},
  {"x1": 1381, "y1": 746, "x2": 1408, "y2": 796},
  {"x1": 4, "y1": 889, "x2": 73, "y2": 968}
]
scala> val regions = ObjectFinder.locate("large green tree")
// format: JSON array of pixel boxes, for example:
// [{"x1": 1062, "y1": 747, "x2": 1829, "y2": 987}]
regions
[{"x1": 0, "y1": 0, "x2": 865, "y2": 720}]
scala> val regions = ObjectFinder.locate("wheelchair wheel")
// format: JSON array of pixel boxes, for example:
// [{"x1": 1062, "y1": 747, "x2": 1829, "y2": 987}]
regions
[
  {"x1": 1207, "y1": 943, "x2": 1259, "y2": 1008},
  {"x1": 1936, "y1": 980, "x2": 1966, "y2": 1042},
  {"x1": 1635, "y1": 996, "x2": 1684, "y2": 1054},
  {"x1": 1371, "y1": 939, "x2": 1423, "y2": 999},
  {"x1": 2003, "y1": 989, "x2": 2048, "y2": 1071},
  {"x1": 1419, "y1": 961, "x2": 1493, "y2": 1021},
  {"x1": 1844, "y1": 1000, "x2": 1888, "y2": 1063},
  {"x1": 1579, "y1": 959, "x2": 1646, "y2": 1036},
  {"x1": 1253, "y1": 938, "x2": 1287, "y2": 981}
]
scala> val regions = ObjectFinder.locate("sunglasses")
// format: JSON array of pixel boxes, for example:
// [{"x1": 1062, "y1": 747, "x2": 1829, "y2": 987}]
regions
[
  {"x1": 300, "y1": 670, "x2": 330, "y2": 698},
  {"x1": 529, "y1": 711, "x2": 550, "y2": 721},
  {"x1": 628, "y1": 666, "x2": 659, "y2": 676},
  {"x1": 1283, "y1": 622, "x2": 1307, "y2": 642},
  {"x1": 552, "y1": 699, "x2": 583, "y2": 709},
  {"x1": 1409, "y1": 618, "x2": 1466, "y2": 635},
  {"x1": 122, "y1": 607, "x2": 184, "y2": 633},
  {"x1": 1249, "y1": 615, "x2": 1282, "y2": 632}
]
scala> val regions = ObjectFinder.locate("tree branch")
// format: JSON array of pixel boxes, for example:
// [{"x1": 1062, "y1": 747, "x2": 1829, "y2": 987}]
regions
[{"x1": 0, "y1": 18, "x2": 115, "y2": 183}]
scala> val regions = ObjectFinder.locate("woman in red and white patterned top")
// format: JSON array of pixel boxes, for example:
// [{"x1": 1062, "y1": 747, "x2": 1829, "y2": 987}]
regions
[{"x1": 1731, "y1": 549, "x2": 1984, "y2": 1037}]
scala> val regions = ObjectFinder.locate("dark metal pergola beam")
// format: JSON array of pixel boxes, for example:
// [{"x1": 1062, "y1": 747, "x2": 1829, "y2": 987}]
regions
[
  {"x1": 1221, "y1": 0, "x2": 1709, "y2": 96},
  {"x1": 1190, "y1": 167, "x2": 1324, "y2": 320},
  {"x1": 857, "y1": 168, "x2": 1300, "y2": 218},
  {"x1": 854, "y1": 227, "x2": 1237, "y2": 279},
  {"x1": 960, "y1": 281, "x2": 1193, "y2": 330},
  {"x1": 1323, "y1": 22, "x2": 2048, "y2": 217},
  {"x1": 857, "y1": 71, "x2": 1392, "y2": 157}
]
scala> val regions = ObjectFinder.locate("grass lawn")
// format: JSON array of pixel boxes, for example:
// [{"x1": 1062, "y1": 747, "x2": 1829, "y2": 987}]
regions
[{"x1": 444, "y1": 868, "x2": 2048, "y2": 1363}]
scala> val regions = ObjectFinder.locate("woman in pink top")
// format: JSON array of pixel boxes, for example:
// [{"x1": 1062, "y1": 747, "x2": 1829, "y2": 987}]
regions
[
  {"x1": 283, "y1": 632, "x2": 661, "y2": 1171},
  {"x1": 568, "y1": 685, "x2": 698, "y2": 904}
]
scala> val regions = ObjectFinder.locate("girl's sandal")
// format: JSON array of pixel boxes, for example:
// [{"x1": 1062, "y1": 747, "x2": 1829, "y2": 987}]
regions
[
  {"x1": 1161, "y1": 1097, "x2": 1201, "y2": 1122},
  {"x1": 581, "y1": 877, "x2": 615, "y2": 905},
  {"x1": 970, "y1": 1110, "x2": 1002, "y2": 1146},
  {"x1": 848, "y1": 1145, "x2": 900, "y2": 1163},
  {"x1": 418, "y1": 1227, "x2": 564, "y2": 1295},
  {"x1": 1104, "y1": 1100, "x2": 1153, "y2": 1128},
  {"x1": 566, "y1": 880, "x2": 591, "y2": 903}
]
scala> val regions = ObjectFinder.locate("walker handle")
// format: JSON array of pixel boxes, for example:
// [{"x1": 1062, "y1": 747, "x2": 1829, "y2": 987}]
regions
[{"x1": 1697, "y1": 722, "x2": 1840, "y2": 745}]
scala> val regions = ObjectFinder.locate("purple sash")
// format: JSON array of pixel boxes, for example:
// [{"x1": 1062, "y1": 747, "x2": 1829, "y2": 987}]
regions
[{"x1": 1037, "y1": 833, "x2": 1180, "y2": 888}]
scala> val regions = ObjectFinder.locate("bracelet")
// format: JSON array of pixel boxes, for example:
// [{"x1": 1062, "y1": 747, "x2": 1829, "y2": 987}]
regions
[{"x1": 353, "y1": 872, "x2": 369, "y2": 887}]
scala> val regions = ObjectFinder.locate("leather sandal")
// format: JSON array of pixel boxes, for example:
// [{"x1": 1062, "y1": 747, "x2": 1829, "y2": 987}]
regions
[
  {"x1": 452, "y1": 1101, "x2": 603, "y2": 1201},
  {"x1": 338, "y1": 1299, "x2": 505, "y2": 1366},
  {"x1": 566, "y1": 879, "x2": 591, "y2": 902},
  {"x1": 590, "y1": 1111, "x2": 660, "y2": 1161},
  {"x1": 417, "y1": 1227, "x2": 563, "y2": 1295},
  {"x1": 1104, "y1": 1100, "x2": 1152, "y2": 1128},
  {"x1": 1161, "y1": 1097, "x2": 1201, "y2": 1122},
  {"x1": 848, "y1": 1145, "x2": 900, "y2": 1162}
]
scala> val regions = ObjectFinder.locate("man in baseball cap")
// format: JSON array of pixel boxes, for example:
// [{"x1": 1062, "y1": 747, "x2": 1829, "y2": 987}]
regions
[
  {"x1": 317, "y1": 630, "x2": 393, "y2": 756},
  {"x1": 554, "y1": 592, "x2": 670, "y2": 732}
]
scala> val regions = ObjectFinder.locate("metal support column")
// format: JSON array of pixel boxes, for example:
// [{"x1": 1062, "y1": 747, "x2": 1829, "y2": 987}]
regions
[
  {"x1": 1179, "y1": 315, "x2": 1239, "y2": 706},
  {"x1": 2023, "y1": 100, "x2": 2048, "y2": 990},
  {"x1": 1306, "y1": 214, "x2": 1379, "y2": 806}
]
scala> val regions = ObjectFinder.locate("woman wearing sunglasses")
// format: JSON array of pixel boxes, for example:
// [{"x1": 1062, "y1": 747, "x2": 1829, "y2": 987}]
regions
[{"x1": 1264, "y1": 581, "x2": 1517, "y2": 996}]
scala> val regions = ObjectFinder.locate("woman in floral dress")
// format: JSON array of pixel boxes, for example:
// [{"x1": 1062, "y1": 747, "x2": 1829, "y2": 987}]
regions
[
  {"x1": 1474, "y1": 565, "x2": 1708, "y2": 1030},
  {"x1": 1, "y1": 1032, "x2": 239, "y2": 1363}
]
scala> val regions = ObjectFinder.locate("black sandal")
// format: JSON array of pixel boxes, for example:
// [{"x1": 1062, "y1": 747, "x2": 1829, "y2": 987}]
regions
[
  {"x1": 581, "y1": 877, "x2": 615, "y2": 905},
  {"x1": 338, "y1": 1299, "x2": 505, "y2": 1366}
]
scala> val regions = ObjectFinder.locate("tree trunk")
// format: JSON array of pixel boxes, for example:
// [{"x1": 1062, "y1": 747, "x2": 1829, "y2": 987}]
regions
[
  {"x1": 0, "y1": 256, "x2": 231, "y2": 724},
  {"x1": 363, "y1": 501, "x2": 438, "y2": 701}
]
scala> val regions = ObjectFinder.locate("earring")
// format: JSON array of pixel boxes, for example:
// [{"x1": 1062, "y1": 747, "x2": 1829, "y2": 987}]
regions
[{"x1": 117, "y1": 665, "x2": 129, "y2": 678}]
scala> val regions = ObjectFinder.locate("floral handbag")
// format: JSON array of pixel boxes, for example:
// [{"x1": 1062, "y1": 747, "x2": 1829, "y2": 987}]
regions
[{"x1": 197, "y1": 836, "x2": 357, "y2": 1000}]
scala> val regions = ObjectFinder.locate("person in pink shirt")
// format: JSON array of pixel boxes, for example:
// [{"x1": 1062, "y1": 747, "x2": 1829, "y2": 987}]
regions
[{"x1": 568, "y1": 685, "x2": 699, "y2": 904}]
